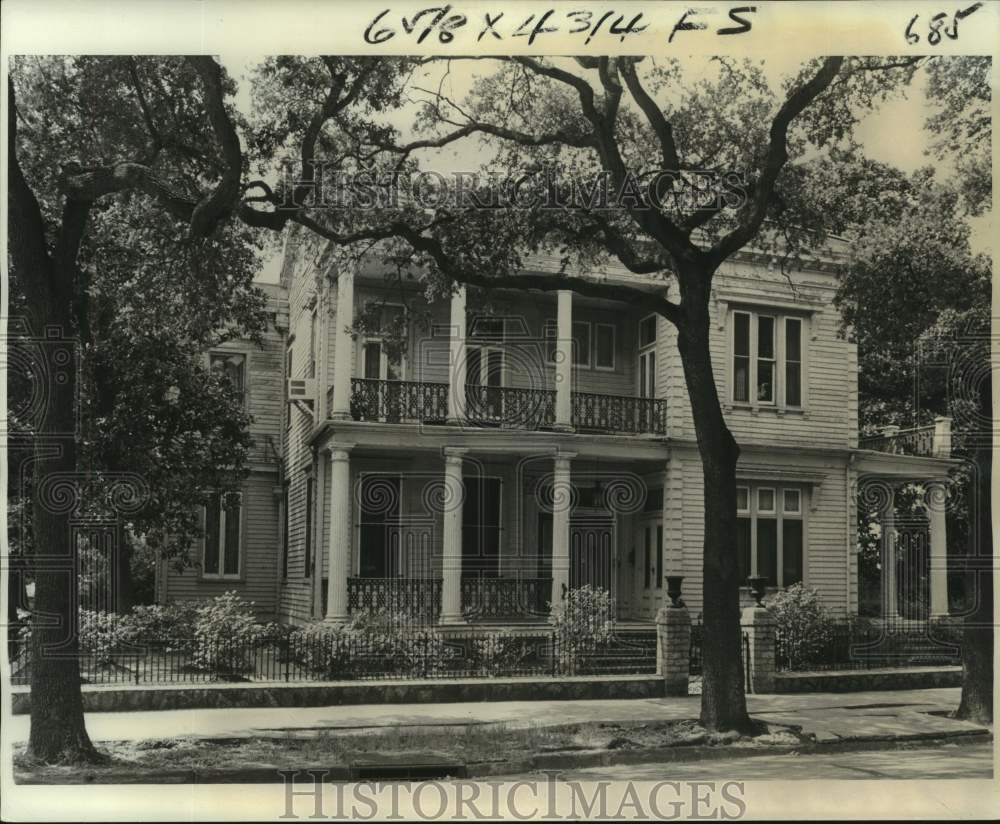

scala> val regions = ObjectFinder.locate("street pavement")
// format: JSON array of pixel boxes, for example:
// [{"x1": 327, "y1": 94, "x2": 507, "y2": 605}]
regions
[{"x1": 5, "y1": 686, "x2": 990, "y2": 748}]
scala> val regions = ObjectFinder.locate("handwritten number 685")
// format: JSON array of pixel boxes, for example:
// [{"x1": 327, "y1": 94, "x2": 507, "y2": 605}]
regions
[{"x1": 905, "y1": 3, "x2": 982, "y2": 45}]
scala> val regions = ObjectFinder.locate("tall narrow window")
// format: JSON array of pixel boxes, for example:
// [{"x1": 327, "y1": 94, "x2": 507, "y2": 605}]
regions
[
  {"x1": 572, "y1": 321, "x2": 591, "y2": 367},
  {"x1": 281, "y1": 485, "x2": 290, "y2": 579},
  {"x1": 655, "y1": 525, "x2": 663, "y2": 589},
  {"x1": 785, "y1": 318, "x2": 802, "y2": 407},
  {"x1": 359, "y1": 475, "x2": 401, "y2": 578},
  {"x1": 463, "y1": 477, "x2": 501, "y2": 577},
  {"x1": 308, "y1": 310, "x2": 317, "y2": 379},
  {"x1": 738, "y1": 483, "x2": 805, "y2": 589},
  {"x1": 733, "y1": 312, "x2": 750, "y2": 403},
  {"x1": 304, "y1": 477, "x2": 314, "y2": 578},
  {"x1": 203, "y1": 491, "x2": 241, "y2": 578},
  {"x1": 594, "y1": 323, "x2": 615, "y2": 369},
  {"x1": 285, "y1": 345, "x2": 294, "y2": 431},
  {"x1": 756, "y1": 315, "x2": 775, "y2": 403},
  {"x1": 210, "y1": 352, "x2": 246, "y2": 406},
  {"x1": 638, "y1": 315, "x2": 657, "y2": 400},
  {"x1": 643, "y1": 526, "x2": 652, "y2": 589}
]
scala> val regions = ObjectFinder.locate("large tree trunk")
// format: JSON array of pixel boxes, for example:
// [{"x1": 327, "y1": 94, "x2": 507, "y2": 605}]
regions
[
  {"x1": 675, "y1": 275, "x2": 752, "y2": 733},
  {"x1": 956, "y1": 371, "x2": 992, "y2": 723},
  {"x1": 26, "y1": 308, "x2": 101, "y2": 763}
]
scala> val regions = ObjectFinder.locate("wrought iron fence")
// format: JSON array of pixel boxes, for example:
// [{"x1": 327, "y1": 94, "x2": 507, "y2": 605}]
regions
[
  {"x1": 10, "y1": 627, "x2": 658, "y2": 686},
  {"x1": 572, "y1": 391, "x2": 667, "y2": 435},
  {"x1": 350, "y1": 378, "x2": 449, "y2": 424},
  {"x1": 689, "y1": 623, "x2": 751, "y2": 692},
  {"x1": 775, "y1": 618, "x2": 962, "y2": 672}
]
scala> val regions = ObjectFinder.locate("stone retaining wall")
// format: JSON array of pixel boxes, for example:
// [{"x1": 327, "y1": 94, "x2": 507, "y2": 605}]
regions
[
  {"x1": 773, "y1": 666, "x2": 961, "y2": 693},
  {"x1": 11, "y1": 674, "x2": 665, "y2": 715}
]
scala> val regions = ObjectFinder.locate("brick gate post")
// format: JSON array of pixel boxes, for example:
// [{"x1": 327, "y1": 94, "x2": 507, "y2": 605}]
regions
[
  {"x1": 656, "y1": 604, "x2": 692, "y2": 696},
  {"x1": 741, "y1": 603, "x2": 776, "y2": 694}
]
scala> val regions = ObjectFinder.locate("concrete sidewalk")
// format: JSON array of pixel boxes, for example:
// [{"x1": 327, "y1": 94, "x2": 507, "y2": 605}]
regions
[{"x1": 6, "y1": 687, "x2": 989, "y2": 747}]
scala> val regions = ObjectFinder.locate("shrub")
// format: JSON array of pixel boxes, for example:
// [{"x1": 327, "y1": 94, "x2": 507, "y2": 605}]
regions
[
  {"x1": 127, "y1": 603, "x2": 199, "y2": 651},
  {"x1": 769, "y1": 583, "x2": 835, "y2": 669},
  {"x1": 190, "y1": 592, "x2": 267, "y2": 679},
  {"x1": 287, "y1": 623, "x2": 354, "y2": 680},
  {"x1": 473, "y1": 631, "x2": 529, "y2": 676},
  {"x1": 78, "y1": 609, "x2": 136, "y2": 665},
  {"x1": 549, "y1": 586, "x2": 615, "y2": 675}
]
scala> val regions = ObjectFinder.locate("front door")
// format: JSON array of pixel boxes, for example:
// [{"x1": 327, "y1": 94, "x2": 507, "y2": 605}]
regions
[
  {"x1": 537, "y1": 513, "x2": 615, "y2": 604},
  {"x1": 637, "y1": 517, "x2": 663, "y2": 617}
]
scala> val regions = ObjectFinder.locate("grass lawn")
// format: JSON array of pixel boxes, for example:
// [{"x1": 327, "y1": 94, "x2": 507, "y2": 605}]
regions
[{"x1": 13, "y1": 720, "x2": 804, "y2": 783}]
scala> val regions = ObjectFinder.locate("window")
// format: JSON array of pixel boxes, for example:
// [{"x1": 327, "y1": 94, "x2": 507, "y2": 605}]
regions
[
  {"x1": 285, "y1": 345, "x2": 293, "y2": 431},
  {"x1": 594, "y1": 323, "x2": 615, "y2": 369},
  {"x1": 462, "y1": 477, "x2": 501, "y2": 577},
  {"x1": 359, "y1": 475, "x2": 401, "y2": 578},
  {"x1": 639, "y1": 315, "x2": 657, "y2": 348},
  {"x1": 361, "y1": 304, "x2": 406, "y2": 381},
  {"x1": 304, "y1": 477, "x2": 314, "y2": 578},
  {"x1": 308, "y1": 310, "x2": 317, "y2": 379},
  {"x1": 210, "y1": 352, "x2": 246, "y2": 405},
  {"x1": 642, "y1": 525, "x2": 663, "y2": 590},
  {"x1": 572, "y1": 321, "x2": 591, "y2": 367},
  {"x1": 785, "y1": 318, "x2": 802, "y2": 407},
  {"x1": 731, "y1": 310, "x2": 806, "y2": 408},
  {"x1": 735, "y1": 483, "x2": 804, "y2": 588},
  {"x1": 202, "y1": 491, "x2": 241, "y2": 578},
  {"x1": 281, "y1": 485, "x2": 290, "y2": 579},
  {"x1": 543, "y1": 319, "x2": 557, "y2": 364}
]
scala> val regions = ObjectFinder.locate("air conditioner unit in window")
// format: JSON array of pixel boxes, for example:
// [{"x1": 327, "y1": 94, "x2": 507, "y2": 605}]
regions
[{"x1": 286, "y1": 378, "x2": 316, "y2": 403}]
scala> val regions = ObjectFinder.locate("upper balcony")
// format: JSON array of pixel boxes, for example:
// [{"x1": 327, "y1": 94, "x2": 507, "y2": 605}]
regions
[
  {"x1": 329, "y1": 379, "x2": 667, "y2": 436},
  {"x1": 858, "y1": 418, "x2": 953, "y2": 458}
]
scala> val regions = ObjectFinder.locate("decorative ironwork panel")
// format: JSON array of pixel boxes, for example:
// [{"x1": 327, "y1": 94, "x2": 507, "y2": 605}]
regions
[
  {"x1": 461, "y1": 576, "x2": 553, "y2": 618},
  {"x1": 571, "y1": 392, "x2": 667, "y2": 435},
  {"x1": 347, "y1": 577, "x2": 442, "y2": 622},
  {"x1": 350, "y1": 379, "x2": 449, "y2": 424},
  {"x1": 464, "y1": 386, "x2": 556, "y2": 429}
]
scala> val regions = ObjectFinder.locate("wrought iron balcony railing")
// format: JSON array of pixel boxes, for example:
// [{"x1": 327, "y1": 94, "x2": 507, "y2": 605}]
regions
[
  {"x1": 347, "y1": 576, "x2": 442, "y2": 621},
  {"x1": 461, "y1": 576, "x2": 552, "y2": 619},
  {"x1": 349, "y1": 378, "x2": 449, "y2": 424},
  {"x1": 335, "y1": 379, "x2": 668, "y2": 436},
  {"x1": 572, "y1": 391, "x2": 667, "y2": 436}
]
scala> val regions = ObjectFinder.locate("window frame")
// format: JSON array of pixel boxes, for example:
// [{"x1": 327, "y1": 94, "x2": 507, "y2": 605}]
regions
[
  {"x1": 357, "y1": 473, "x2": 404, "y2": 578},
  {"x1": 462, "y1": 476, "x2": 503, "y2": 578},
  {"x1": 358, "y1": 302, "x2": 408, "y2": 382},
  {"x1": 593, "y1": 322, "x2": 616, "y2": 371},
  {"x1": 571, "y1": 320, "x2": 591, "y2": 368},
  {"x1": 736, "y1": 483, "x2": 806, "y2": 589},
  {"x1": 201, "y1": 490, "x2": 243, "y2": 580},
  {"x1": 208, "y1": 350, "x2": 248, "y2": 410},
  {"x1": 304, "y1": 475, "x2": 315, "y2": 579},
  {"x1": 729, "y1": 309, "x2": 808, "y2": 412}
]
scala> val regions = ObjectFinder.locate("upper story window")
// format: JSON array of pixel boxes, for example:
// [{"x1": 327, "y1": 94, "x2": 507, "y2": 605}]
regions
[
  {"x1": 594, "y1": 323, "x2": 615, "y2": 370},
  {"x1": 732, "y1": 310, "x2": 804, "y2": 409},
  {"x1": 362, "y1": 304, "x2": 407, "y2": 382},
  {"x1": 202, "y1": 491, "x2": 242, "y2": 579},
  {"x1": 543, "y1": 318, "x2": 617, "y2": 370},
  {"x1": 210, "y1": 352, "x2": 246, "y2": 407},
  {"x1": 572, "y1": 321, "x2": 591, "y2": 367},
  {"x1": 307, "y1": 309, "x2": 317, "y2": 379},
  {"x1": 736, "y1": 483, "x2": 804, "y2": 589}
]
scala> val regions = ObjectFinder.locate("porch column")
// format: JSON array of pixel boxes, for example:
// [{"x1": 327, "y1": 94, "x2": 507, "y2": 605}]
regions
[
  {"x1": 928, "y1": 482, "x2": 950, "y2": 617},
  {"x1": 324, "y1": 443, "x2": 353, "y2": 624},
  {"x1": 447, "y1": 285, "x2": 467, "y2": 424},
  {"x1": 549, "y1": 452, "x2": 574, "y2": 615},
  {"x1": 440, "y1": 448, "x2": 467, "y2": 624},
  {"x1": 554, "y1": 290, "x2": 573, "y2": 430},
  {"x1": 330, "y1": 270, "x2": 355, "y2": 420},
  {"x1": 881, "y1": 493, "x2": 899, "y2": 619}
]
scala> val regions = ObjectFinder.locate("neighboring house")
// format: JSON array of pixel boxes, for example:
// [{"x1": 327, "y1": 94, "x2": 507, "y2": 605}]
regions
[{"x1": 161, "y1": 233, "x2": 957, "y2": 627}]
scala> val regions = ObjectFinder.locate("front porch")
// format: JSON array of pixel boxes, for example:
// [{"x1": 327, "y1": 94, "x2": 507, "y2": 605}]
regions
[{"x1": 315, "y1": 442, "x2": 673, "y2": 627}]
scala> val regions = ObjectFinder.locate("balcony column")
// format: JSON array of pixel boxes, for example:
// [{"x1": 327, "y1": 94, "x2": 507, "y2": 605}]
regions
[
  {"x1": 447, "y1": 285, "x2": 467, "y2": 424},
  {"x1": 440, "y1": 448, "x2": 467, "y2": 624},
  {"x1": 554, "y1": 290, "x2": 574, "y2": 431},
  {"x1": 330, "y1": 270, "x2": 355, "y2": 420},
  {"x1": 549, "y1": 452, "x2": 575, "y2": 616},
  {"x1": 881, "y1": 491, "x2": 899, "y2": 619},
  {"x1": 927, "y1": 482, "x2": 950, "y2": 617},
  {"x1": 933, "y1": 416, "x2": 952, "y2": 457},
  {"x1": 324, "y1": 443, "x2": 353, "y2": 624}
]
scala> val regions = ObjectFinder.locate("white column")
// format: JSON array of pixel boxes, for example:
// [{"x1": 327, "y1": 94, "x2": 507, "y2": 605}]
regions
[
  {"x1": 447, "y1": 285, "x2": 467, "y2": 424},
  {"x1": 928, "y1": 482, "x2": 949, "y2": 617},
  {"x1": 324, "y1": 443, "x2": 353, "y2": 624},
  {"x1": 554, "y1": 290, "x2": 573, "y2": 430},
  {"x1": 330, "y1": 271, "x2": 355, "y2": 420},
  {"x1": 439, "y1": 448, "x2": 467, "y2": 624},
  {"x1": 881, "y1": 496, "x2": 899, "y2": 619},
  {"x1": 933, "y1": 416, "x2": 952, "y2": 458},
  {"x1": 549, "y1": 452, "x2": 574, "y2": 615}
]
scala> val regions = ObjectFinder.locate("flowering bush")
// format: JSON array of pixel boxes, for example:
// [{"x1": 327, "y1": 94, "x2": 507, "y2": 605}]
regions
[
  {"x1": 78, "y1": 609, "x2": 136, "y2": 664},
  {"x1": 286, "y1": 623, "x2": 355, "y2": 679},
  {"x1": 769, "y1": 583, "x2": 835, "y2": 669},
  {"x1": 549, "y1": 586, "x2": 616, "y2": 674},
  {"x1": 190, "y1": 591, "x2": 268, "y2": 679},
  {"x1": 127, "y1": 603, "x2": 199, "y2": 651}
]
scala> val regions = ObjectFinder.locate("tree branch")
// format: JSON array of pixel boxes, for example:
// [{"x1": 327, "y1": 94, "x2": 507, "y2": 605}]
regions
[
  {"x1": 708, "y1": 57, "x2": 844, "y2": 267},
  {"x1": 618, "y1": 58, "x2": 681, "y2": 173}
]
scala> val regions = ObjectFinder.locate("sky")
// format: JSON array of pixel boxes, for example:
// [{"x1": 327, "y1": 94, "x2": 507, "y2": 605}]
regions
[{"x1": 222, "y1": 56, "x2": 991, "y2": 283}]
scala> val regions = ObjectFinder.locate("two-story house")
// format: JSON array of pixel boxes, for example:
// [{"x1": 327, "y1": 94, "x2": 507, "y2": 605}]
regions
[{"x1": 161, "y1": 231, "x2": 958, "y2": 630}]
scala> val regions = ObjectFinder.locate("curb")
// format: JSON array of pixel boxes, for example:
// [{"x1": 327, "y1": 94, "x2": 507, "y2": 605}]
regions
[{"x1": 14, "y1": 729, "x2": 991, "y2": 784}]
